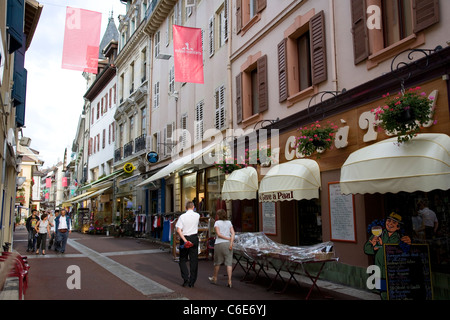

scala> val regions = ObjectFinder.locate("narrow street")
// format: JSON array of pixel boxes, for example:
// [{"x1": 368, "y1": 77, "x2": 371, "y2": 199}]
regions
[{"x1": 10, "y1": 226, "x2": 373, "y2": 303}]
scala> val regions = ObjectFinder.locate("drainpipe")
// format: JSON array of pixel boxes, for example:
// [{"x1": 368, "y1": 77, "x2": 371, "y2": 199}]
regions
[
  {"x1": 330, "y1": 0, "x2": 338, "y2": 92},
  {"x1": 227, "y1": 1, "x2": 233, "y2": 132}
]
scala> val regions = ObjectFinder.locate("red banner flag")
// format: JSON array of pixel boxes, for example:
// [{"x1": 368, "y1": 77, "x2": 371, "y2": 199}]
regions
[
  {"x1": 46, "y1": 178, "x2": 51, "y2": 188},
  {"x1": 62, "y1": 7, "x2": 102, "y2": 74},
  {"x1": 173, "y1": 25, "x2": 204, "y2": 84},
  {"x1": 62, "y1": 177, "x2": 68, "y2": 187}
]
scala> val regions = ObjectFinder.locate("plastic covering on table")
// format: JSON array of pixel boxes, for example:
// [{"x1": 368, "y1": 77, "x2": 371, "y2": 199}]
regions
[{"x1": 234, "y1": 232, "x2": 335, "y2": 263}]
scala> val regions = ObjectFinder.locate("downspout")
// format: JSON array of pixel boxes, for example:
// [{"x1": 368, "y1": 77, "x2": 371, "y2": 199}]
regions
[
  {"x1": 227, "y1": 0, "x2": 233, "y2": 132},
  {"x1": 330, "y1": 0, "x2": 338, "y2": 92}
]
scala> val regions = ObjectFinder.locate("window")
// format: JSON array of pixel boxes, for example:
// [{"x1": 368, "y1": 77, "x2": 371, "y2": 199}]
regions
[
  {"x1": 169, "y1": 66, "x2": 175, "y2": 93},
  {"x1": 102, "y1": 129, "x2": 106, "y2": 149},
  {"x1": 129, "y1": 116, "x2": 134, "y2": 140},
  {"x1": 236, "y1": 0, "x2": 266, "y2": 34},
  {"x1": 209, "y1": 16, "x2": 215, "y2": 57},
  {"x1": 141, "y1": 107, "x2": 147, "y2": 135},
  {"x1": 350, "y1": 0, "x2": 440, "y2": 65},
  {"x1": 120, "y1": 74, "x2": 125, "y2": 102},
  {"x1": 152, "y1": 132, "x2": 160, "y2": 154},
  {"x1": 215, "y1": 85, "x2": 226, "y2": 130},
  {"x1": 130, "y1": 61, "x2": 135, "y2": 93},
  {"x1": 119, "y1": 124, "x2": 124, "y2": 147},
  {"x1": 181, "y1": 113, "x2": 188, "y2": 149},
  {"x1": 164, "y1": 123, "x2": 174, "y2": 157},
  {"x1": 278, "y1": 11, "x2": 327, "y2": 103},
  {"x1": 154, "y1": 31, "x2": 160, "y2": 58},
  {"x1": 154, "y1": 82, "x2": 160, "y2": 108},
  {"x1": 141, "y1": 48, "x2": 147, "y2": 83},
  {"x1": 236, "y1": 55, "x2": 268, "y2": 124},
  {"x1": 195, "y1": 100, "x2": 204, "y2": 142},
  {"x1": 219, "y1": 2, "x2": 228, "y2": 47},
  {"x1": 97, "y1": 103, "x2": 100, "y2": 119}
]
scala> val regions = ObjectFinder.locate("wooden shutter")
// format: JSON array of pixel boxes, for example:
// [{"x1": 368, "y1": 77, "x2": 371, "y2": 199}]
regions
[
  {"x1": 236, "y1": 0, "x2": 242, "y2": 34},
  {"x1": 6, "y1": 0, "x2": 24, "y2": 53},
  {"x1": 257, "y1": 55, "x2": 268, "y2": 113},
  {"x1": 256, "y1": 0, "x2": 267, "y2": 13},
  {"x1": 310, "y1": 11, "x2": 327, "y2": 85},
  {"x1": 236, "y1": 73, "x2": 243, "y2": 124},
  {"x1": 351, "y1": 0, "x2": 370, "y2": 64},
  {"x1": 413, "y1": 0, "x2": 440, "y2": 33},
  {"x1": 278, "y1": 38, "x2": 288, "y2": 102}
]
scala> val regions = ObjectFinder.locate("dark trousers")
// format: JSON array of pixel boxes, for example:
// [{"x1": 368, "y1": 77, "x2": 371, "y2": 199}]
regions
[
  {"x1": 179, "y1": 235, "x2": 199, "y2": 285},
  {"x1": 36, "y1": 233, "x2": 47, "y2": 251}
]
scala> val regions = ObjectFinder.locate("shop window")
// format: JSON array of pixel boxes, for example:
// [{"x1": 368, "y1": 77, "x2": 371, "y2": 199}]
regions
[{"x1": 278, "y1": 11, "x2": 327, "y2": 103}]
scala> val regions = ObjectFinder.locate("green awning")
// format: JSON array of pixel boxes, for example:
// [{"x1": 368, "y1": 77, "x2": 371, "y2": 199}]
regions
[{"x1": 78, "y1": 169, "x2": 125, "y2": 191}]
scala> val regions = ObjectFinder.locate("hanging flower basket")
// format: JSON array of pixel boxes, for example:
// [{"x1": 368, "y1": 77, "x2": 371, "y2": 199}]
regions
[
  {"x1": 373, "y1": 87, "x2": 435, "y2": 144},
  {"x1": 244, "y1": 146, "x2": 272, "y2": 167},
  {"x1": 296, "y1": 121, "x2": 338, "y2": 158},
  {"x1": 214, "y1": 157, "x2": 245, "y2": 175}
]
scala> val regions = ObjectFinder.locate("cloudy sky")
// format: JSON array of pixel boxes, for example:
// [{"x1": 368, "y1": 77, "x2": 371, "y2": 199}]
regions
[{"x1": 24, "y1": 0, "x2": 126, "y2": 168}]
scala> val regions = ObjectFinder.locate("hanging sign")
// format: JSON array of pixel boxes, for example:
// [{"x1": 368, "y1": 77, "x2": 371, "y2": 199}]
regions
[
  {"x1": 146, "y1": 151, "x2": 159, "y2": 164},
  {"x1": 173, "y1": 25, "x2": 204, "y2": 83},
  {"x1": 124, "y1": 163, "x2": 135, "y2": 173}
]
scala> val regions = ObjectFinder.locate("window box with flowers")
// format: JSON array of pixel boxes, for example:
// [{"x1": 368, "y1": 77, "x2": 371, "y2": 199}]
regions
[
  {"x1": 296, "y1": 121, "x2": 338, "y2": 158},
  {"x1": 373, "y1": 87, "x2": 435, "y2": 144},
  {"x1": 214, "y1": 157, "x2": 246, "y2": 175},
  {"x1": 245, "y1": 146, "x2": 272, "y2": 167}
]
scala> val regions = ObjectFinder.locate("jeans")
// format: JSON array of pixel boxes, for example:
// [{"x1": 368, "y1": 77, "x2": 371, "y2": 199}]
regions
[
  {"x1": 55, "y1": 231, "x2": 69, "y2": 253},
  {"x1": 178, "y1": 234, "x2": 199, "y2": 286},
  {"x1": 36, "y1": 233, "x2": 48, "y2": 252},
  {"x1": 27, "y1": 229, "x2": 37, "y2": 251}
]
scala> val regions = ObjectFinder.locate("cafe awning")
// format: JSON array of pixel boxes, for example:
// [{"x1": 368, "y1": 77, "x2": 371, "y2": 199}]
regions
[
  {"x1": 222, "y1": 167, "x2": 258, "y2": 200},
  {"x1": 136, "y1": 142, "x2": 218, "y2": 188},
  {"x1": 259, "y1": 159, "x2": 321, "y2": 202},
  {"x1": 340, "y1": 133, "x2": 450, "y2": 195}
]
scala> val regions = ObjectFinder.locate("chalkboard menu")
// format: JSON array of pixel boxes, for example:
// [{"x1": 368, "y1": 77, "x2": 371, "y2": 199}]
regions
[{"x1": 384, "y1": 244, "x2": 433, "y2": 300}]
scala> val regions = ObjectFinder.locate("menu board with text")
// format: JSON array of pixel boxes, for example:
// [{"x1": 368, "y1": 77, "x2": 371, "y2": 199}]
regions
[{"x1": 328, "y1": 182, "x2": 356, "y2": 242}]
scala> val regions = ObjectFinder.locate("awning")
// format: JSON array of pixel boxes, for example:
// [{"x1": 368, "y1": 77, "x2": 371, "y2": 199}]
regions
[
  {"x1": 78, "y1": 170, "x2": 125, "y2": 191},
  {"x1": 222, "y1": 167, "x2": 258, "y2": 200},
  {"x1": 76, "y1": 187, "x2": 111, "y2": 203},
  {"x1": 259, "y1": 159, "x2": 321, "y2": 202},
  {"x1": 137, "y1": 143, "x2": 218, "y2": 188},
  {"x1": 61, "y1": 189, "x2": 98, "y2": 207},
  {"x1": 340, "y1": 133, "x2": 450, "y2": 195}
]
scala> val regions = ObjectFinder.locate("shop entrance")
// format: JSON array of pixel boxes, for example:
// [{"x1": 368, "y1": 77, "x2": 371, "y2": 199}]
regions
[{"x1": 297, "y1": 199, "x2": 322, "y2": 245}]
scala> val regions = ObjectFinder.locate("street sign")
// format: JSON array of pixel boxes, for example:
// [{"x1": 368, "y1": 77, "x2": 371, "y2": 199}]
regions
[{"x1": 146, "y1": 151, "x2": 159, "y2": 164}]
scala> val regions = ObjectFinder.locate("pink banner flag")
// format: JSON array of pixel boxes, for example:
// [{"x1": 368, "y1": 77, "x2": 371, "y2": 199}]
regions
[
  {"x1": 46, "y1": 178, "x2": 51, "y2": 188},
  {"x1": 62, "y1": 177, "x2": 68, "y2": 187},
  {"x1": 45, "y1": 193, "x2": 49, "y2": 200},
  {"x1": 62, "y1": 7, "x2": 102, "y2": 74},
  {"x1": 173, "y1": 25, "x2": 204, "y2": 84}
]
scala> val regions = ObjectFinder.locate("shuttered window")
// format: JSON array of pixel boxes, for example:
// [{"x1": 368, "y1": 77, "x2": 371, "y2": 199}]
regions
[
  {"x1": 236, "y1": 73, "x2": 243, "y2": 124},
  {"x1": 236, "y1": 0, "x2": 266, "y2": 34},
  {"x1": 351, "y1": 0, "x2": 370, "y2": 64},
  {"x1": 413, "y1": 0, "x2": 440, "y2": 33},
  {"x1": 278, "y1": 11, "x2": 327, "y2": 101},
  {"x1": 195, "y1": 100, "x2": 204, "y2": 142},
  {"x1": 310, "y1": 11, "x2": 327, "y2": 85},
  {"x1": 215, "y1": 85, "x2": 226, "y2": 130},
  {"x1": 6, "y1": 0, "x2": 24, "y2": 53},
  {"x1": 257, "y1": 55, "x2": 268, "y2": 113}
]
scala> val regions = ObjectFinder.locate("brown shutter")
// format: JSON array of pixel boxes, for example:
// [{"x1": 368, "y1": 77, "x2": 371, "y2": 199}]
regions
[
  {"x1": 256, "y1": 0, "x2": 267, "y2": 13},
  {"x1": 351, "y1": 0, "x2": 370, "y2": 64},
  {"x1": 310, "y1": 10, "x2": 327, "y2": 85},
  {"x1": 236, "y1": 0, "x2": 242, "y2": 34},
  {"x1": 278, "y1": 38, "x2": 288, "y2": 102},
  {"x1": 413, "y1": 0, "x2": 440, "y2": 33},
  {"x1": 257, "y1": 55, "x2": 268, "y2": 113},
  {"x1": 236, "y1": 73, "x2": 243, "y2": 124}
]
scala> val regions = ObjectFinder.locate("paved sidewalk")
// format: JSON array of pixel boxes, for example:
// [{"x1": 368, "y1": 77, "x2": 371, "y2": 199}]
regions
[{"x1": 1, "y1": 228, "x2": 380, "y2": 301}]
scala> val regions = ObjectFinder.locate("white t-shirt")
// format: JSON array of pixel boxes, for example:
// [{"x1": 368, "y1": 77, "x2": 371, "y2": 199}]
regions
[
  {"x1": 214, "y1": 220, "x2": 232, "y2": 245},
  {"x1": 419, "y1": 207, "x2": 438, "y2": 227},
  {"x1": 176, "y1": 210, "x2": 200, "y2": 236}
]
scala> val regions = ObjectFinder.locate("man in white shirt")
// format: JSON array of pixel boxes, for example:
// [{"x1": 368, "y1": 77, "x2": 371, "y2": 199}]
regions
[
  {"x1": 55, "y1": 209, "x2": 72, "y2": 254},
  {"x1": 176, "y1": 201, "x2": 200, "y2": 288},
  {"x1": 418, "y1": 200, "x2": 438, "y2": 239}
]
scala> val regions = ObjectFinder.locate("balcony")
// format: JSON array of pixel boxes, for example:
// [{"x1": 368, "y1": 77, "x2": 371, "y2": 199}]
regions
[
  {"x1": 114, "y1": 147, "x2": 122, "y2": 162},
  {"x1": 124, "y1": 141, "x2": 134, "y2": 158},
  {"x1": 135, "y1": 134, "x2": 147, "y2": 153}
]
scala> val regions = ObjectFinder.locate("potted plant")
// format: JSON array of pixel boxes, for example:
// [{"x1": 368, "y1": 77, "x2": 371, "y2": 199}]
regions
[
  {"x1": 244, "y1": 146, "x2": 272, "y2": 167},
  {"x1": 372, "y1": 87, "x2": 435, "y2": 144},
  {"x1": 214, "y1": 157, "x2": 245, "y2": 175},
  {"x1": 296, "y1": 121, "x2": 338, "y2": 157}
]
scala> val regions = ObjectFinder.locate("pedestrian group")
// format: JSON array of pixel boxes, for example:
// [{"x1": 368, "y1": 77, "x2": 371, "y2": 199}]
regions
[{"x1": 26, "y1": 208, "x2": 72, "y2": 255}]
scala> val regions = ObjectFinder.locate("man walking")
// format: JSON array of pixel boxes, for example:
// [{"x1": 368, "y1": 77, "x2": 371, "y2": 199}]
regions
[
  {"x1": 26, "y1": 209, "x2": 40, "y2": 252},
  {"x1": 55, "y1": 209, "x2": 71, "y2": 253},
  {"x1": 176, "y1": 201, "x2": 200, "y2": 288}
]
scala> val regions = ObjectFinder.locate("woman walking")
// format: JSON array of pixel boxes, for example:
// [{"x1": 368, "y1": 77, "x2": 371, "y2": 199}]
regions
[
  {"x1": 35, "y1": 213, "x2": 51, "y2": 255},
  {"x1": 209, "y1": 209, "x2": 235, "y2": 287}
]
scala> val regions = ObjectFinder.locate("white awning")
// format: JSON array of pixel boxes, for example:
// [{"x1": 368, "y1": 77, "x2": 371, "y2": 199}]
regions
[
  {"x1": 259, "y1": 159, "x2": 321, "y2": 202},
  {"x1": 137, "y1": 143, "x2": 218, "y2": 188},
  {"x1": 340, "y1": 133, "x2": 450, "y2": 195},
  {"x1": 222, "y1": 167, "x2": 259, "y2": 200},
  {"x1": 62, "y1": 189, "x2": 98, "y2": 206}
]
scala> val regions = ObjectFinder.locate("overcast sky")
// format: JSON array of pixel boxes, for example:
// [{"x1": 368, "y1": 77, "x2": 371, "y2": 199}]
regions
[{"x1": 24, "y1": 0, "x2": 126, "y2": 168}]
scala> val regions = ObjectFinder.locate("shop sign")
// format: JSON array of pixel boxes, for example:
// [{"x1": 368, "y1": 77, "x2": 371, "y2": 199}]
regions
[{"x1": 259, "y1": 191, "x2": 294, "y2": 202}]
